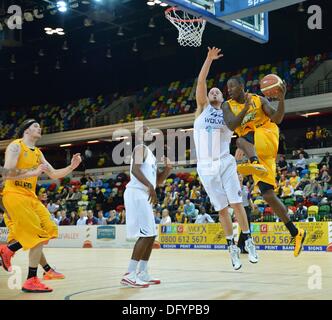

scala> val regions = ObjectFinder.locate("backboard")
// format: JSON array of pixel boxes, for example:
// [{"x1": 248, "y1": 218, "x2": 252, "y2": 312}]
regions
[{"x1": 164, "y1": 0, "x2": 307, "y2": 43}]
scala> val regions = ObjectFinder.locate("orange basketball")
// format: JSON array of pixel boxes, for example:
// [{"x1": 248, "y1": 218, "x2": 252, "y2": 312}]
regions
[{"x1": 260, "y1": 74, "x2": 283, "y2": 98}]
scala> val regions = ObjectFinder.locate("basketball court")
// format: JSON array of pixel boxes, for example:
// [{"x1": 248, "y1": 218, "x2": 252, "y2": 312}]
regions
[{"x1": 0, "y1": 248, "x2": 331, "y2": 300}]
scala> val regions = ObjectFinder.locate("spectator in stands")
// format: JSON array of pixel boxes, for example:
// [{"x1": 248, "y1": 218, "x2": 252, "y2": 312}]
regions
[
  {"x1": 294, "y1": 203, "x2": 308, "y2": 222},
  {"x1": 86, "y1": 210, "x2": 98, "y2": 225},
  {"x1": 175, "y1": 209, "x2": 187, "y2": 224},
  {"x1": 76, "y1": 210, "x2": 88, "y2": 226},
  {"x1": 319, "y1": 170, "x2": 331, "y2": 191},
  {"x1": 80, "y1": 174, "x2": 88, "y2": 185},
  {"x1": 69, "y1": 211, "x2": 78, "y2": 225},
  {"x1": 0, "y1": 212, "x2": 6, "y2": 227},
  {"x1": 195, "y1": 206, "x2": 214, "y2": 224},
  {"x1": 107, "y1": 210, "x2": 119, "y2": 225},
  {"x1": 47, "y1": 199, "x2": 59, "y2": 217},
  {"x1": 299, "y1": 148, "x2": 309, "y2": 159},
  {"x1": 320, "y1": 152, "x2": 332, "y2": 170},
  {"x1": 153, "y1": 209, "x2": 161, "y2": 224},
  {"x1": 291, "y1": 150, "x2": 299, "y2": 160},
  {"x1": 295, "y1": 153, "x2": 306, "y2": 173},
  {"x1": 178, "y1": 199, "x2": 185, "y2": 213},
  {"x1": 160, "y1": 209, "x2": 172, "y2": 225},
  {"x1": 281, "y1": 180, "x2": 294, "y2": 199},
  {"x1": 97, "y1": 210, "x2": 107, "y2": 225},
  {"x1": 305, "y1": 128, "x2": 315, "y2": 148},
  {"x1": 303, "y1": 179, "x2": 323, "y2": 199},
  {"x1": 315, "y1": 126, "x2": 323, "y2": 148},
  {"x1": 321, "y1": 127, "x2": 330, "y2": 148},
  {"x1": 162, "y1": 192, "x2": 172, "y2": 210},
  {"x1": 289, "y1": 171, "x2": 301, "y2": 190},
  {"x1": 119, "y1": 208, "x2": 126, "y2": 224},
  {"x1": 184, "y1": 199, "x2": 196, "y2": 221},
  {"x1": 189, "y1": 185, "x2": 200, "y2": 203},
  {"x1": 278, "y1": 132, "x2": 287, "y2": 155},
  {"x1": 278, "y1": 155, "x2": 288, "y2": 176},
  {"x1": 59, "y1": 210, "x2": 70, "y2": 226},
  {"x1": 95, "y1": 187, "x2": 105, "y2": 210}
]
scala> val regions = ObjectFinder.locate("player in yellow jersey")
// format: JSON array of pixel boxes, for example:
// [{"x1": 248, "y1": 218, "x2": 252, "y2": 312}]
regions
[
  {"x1": 222, "y1": 76, "x2": 306, "y2": 257},
  {"x1": 0, "y1": 119, "x2": 81, "y2": 292}
]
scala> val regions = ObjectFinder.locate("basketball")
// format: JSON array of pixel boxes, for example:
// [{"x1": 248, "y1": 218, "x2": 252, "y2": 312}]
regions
[{"x1": 260, "y1": 74, "x2": 283, "y2": 98}]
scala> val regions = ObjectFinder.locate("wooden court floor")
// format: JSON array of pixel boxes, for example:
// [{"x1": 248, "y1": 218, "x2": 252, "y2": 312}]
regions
[{"x1": 0, "y1": 248, "x2": 331, "y2": 300}]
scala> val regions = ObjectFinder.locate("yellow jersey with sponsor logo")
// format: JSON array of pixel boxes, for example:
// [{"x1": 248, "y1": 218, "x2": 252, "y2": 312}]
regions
[
  {"x1": 227, "y1": 94, "x2": 272, "y2": 137},
  {"x1": 3, "y1": 139, "x2": 42, "y2": 198}
]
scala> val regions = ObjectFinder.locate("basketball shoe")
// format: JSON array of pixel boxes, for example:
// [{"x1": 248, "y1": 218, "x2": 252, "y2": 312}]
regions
[
  {"x1": 22, "y1": 277, "x2": 53, "y2": 293},
  {"x1": 229, "y1": 245, "x2": 242, "y2": 270},
  {"x1": 237, "y1": 162, "x2": 268, "y2": 177},
  {"x1": 0, "y1": 245, "x2": 14, "y2": 272},
  {"x1": 43, "y1": 269, "x2": 65, "y2": 280},
  {"x1": 291, "y1": 228, "x2": 307, "y2": 257},
  {"x1": 137, "y1": 271, "x2": 161, "y2": 285},
  {"x1": 245, "y1": 238, "x2": 259, "y2": 263},
  {"x1": 120, "y1": 272, "x2": 150, "y2": 288}
]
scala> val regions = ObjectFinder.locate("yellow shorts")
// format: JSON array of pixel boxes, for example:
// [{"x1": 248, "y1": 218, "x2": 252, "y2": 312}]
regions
[
  {"x1": 252, "y1": 122, "x2": 279, "y2": 188},
  {"x1": 2, "y1": 193, "x2": 58, "y2": 250}
]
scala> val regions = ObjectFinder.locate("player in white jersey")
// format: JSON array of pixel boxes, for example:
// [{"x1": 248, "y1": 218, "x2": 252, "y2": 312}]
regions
[
  {"x1": 194, "y1": 47, "x2": 258, "y2": 270},
  {"x1": 121, "y1": 125, "x2": 172, "y2": 288}
]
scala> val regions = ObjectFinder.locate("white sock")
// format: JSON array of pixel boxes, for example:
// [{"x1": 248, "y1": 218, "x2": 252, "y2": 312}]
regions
[
  {"x1": 243, "y1": 230, "x2": 251, "y2": 234},
  {"x1": 128, "y1": 259, "x2": 139, "y2": 274},
  {"x1": 138, "y1": 260, "x2": 148, "y2": 273}
]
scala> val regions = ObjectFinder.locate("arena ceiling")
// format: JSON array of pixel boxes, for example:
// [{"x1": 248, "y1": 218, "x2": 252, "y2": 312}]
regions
[{"x1": 0, "y1": 0, "x2": 331, "y2": 107}]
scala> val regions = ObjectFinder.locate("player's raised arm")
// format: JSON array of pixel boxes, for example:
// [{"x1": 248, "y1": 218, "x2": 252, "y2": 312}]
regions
[
  {"x1": 261, "y1": 81, "x2": 286, "y2": 124},
  {"x1": 41, "y1": 152, "x2": 82, "y2": 179},
  {"x1": 195, "y1": 47, "x2": 223, "y2": 117}
]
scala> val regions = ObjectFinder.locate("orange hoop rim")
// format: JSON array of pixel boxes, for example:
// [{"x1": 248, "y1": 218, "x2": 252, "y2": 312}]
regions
[{"x1": 165, "y1": 7, "x2": 205, "y2": 23}]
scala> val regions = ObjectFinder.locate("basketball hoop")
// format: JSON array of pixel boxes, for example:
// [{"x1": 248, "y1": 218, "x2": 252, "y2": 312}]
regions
[{"x1": 165, "y1": 7, "x2": 206, "y2": 47}]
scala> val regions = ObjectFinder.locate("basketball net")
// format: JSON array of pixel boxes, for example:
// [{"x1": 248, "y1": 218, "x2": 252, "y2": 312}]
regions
[{"x1": 165, "y1": 7, "x2": 206, "y2": 47}]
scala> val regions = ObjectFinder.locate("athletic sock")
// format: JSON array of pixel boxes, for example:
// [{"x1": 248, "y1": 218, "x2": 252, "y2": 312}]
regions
[
  {"x1": 285, "y1": 221, "x2": 298, "y2": 237},
  {"x1": 42, "y1": 264, "x2": 51, "y2": 272},
  {"x1": 27, "y1": 267, "x2": 38, "y2": 280},
  {"x1": 242, "y1": 230, "x2": 251, "y2": 241},
  {"x1": 127, "y1": 259, "x2": 139, "y2": 274},
  {"x1": 8, "y1": 242, "x2": 22, "y2": 253},
  {"x1": 138, "y1": 260, "x2": 148, "y2": 273},
  {"x1": 250, "y1": 156, "x2": 259, "y2": 164},
  {"x1": 226, "y1": 236, "x2": 235, "y2": 247}
]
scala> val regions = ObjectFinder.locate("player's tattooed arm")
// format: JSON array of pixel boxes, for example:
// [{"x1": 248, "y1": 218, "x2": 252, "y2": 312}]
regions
[
  {"x1": 1, "y1": 143, "x2": 46, "y2": 180},
  {"x1": 222, "y1": 101, "x2": 250, "y2": 131}
]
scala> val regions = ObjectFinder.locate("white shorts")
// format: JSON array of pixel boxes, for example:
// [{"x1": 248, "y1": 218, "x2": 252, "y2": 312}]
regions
[
  {"x1": 124, "y1": 187, "x2": 157, "y2": 238},
  {"x1": 197, "y1": 154, "x2": 242, "y2": 211}
]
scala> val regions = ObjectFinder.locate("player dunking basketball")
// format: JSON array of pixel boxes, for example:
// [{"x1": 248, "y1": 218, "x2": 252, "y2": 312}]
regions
[
  {"x1": 0, "y1": 119, "x2": 81, "y2": 292},
  {"x1": 121, "y1": 125, "x2": 172, "y2": 288},
  {"x1": 223, "y1": 76, "x2": 306, "y2": 256},
  {"x1": 194, "y1": 47, "x2": 258, "y2": 270}
]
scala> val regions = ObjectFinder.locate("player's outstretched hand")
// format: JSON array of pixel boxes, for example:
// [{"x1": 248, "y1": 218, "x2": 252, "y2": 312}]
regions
[
  {"x1": 277, "y1": 80, "x2": 287, "y2": 100},
  {"x1": 70, "y1": 153, "x2": 82, "y2": 170},
  {"x1": 207, "y1": 47, "x2": 223, "y2": 61}
]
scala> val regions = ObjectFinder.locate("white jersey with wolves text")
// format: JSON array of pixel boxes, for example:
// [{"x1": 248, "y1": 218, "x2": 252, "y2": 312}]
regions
[{"x1": 193, "y1": 104, "x2": 233, "y2": 163}]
